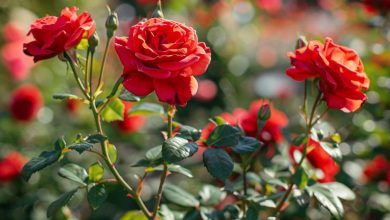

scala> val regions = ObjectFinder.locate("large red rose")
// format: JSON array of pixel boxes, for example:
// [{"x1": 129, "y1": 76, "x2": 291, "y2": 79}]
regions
[
  {"x1": 0, "y1": 152, "x2": 27, "y2": 182},
  {"x1": 289, "y1": 138, "x2": 339, "y2": 183},
  {"x1": 115, "y1": 18, "x2": 211, "y2": 106},
  {"x1": 23, "y1": 7, "x2": 96, "y2": 62},
  {"x1": 9, "y1": 84, "x2": 43, "y2": 122},
  {"x1": 115, "y1": 101, "x2": 145, "y2": 134},
  {"x1": 286, "y1": 38, "x2": 370, "y2": 113}
]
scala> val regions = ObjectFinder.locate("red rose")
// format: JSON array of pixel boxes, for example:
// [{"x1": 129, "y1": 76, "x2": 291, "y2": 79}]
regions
[
  {"x1": 23, "y1": 7, "x2": 96, "y2": 62},
  {"x1": 1, "y1": 23, "x2": 35, "y2": 80},
  {"x1": 9, "y1": 84, "x2": 43, "y2": 122},
  {"x1": 362, "y1": 155, "x2": 390, "y2": 184},
  {"x1": 115, "y1": 101, "x2": 145, "y2": 134},
  {"x1": 0, "y1": 152, "x2": 27, "y2": 182},
  {"x1": 115, "y1": 18, "x2": 211, "y2": 106},
  {"x1": 362, "y1": 0, "x2": 390, "y2": 14},
  {"x1": 66, "y1": 99, "x2": 81, "y2": 113},
  {"x1": 287, "y1": 38, "x2": 370, "y2": 113},
  {"x1": 240, "y1": 100, "x2": 288, "y2": 145},
  {"x1": 289, "y1": 138, "x2": 339, "y2": 183}
]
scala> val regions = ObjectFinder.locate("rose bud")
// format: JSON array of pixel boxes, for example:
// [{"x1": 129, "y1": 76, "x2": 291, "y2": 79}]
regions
[
  {"x1": 9, "y1": 84, "x2": 43, "y2": 122},
  {"x1": 88, "y1": 32, "x2": 99, "y2": 52},
  {"x1": 105, "y1": 11, "x2": 118, "y2": 38}
]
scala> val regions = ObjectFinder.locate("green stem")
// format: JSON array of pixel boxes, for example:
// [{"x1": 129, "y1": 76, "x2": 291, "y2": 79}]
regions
[
  {"x1": 273, "y1": 89, "x2": 322, "y2": 216},
  {"x1": 85, "y1": 49, "x2": 90, "y2": 94},
  {"x1": 151, "y1": 105, "x2": 176, "y2": 219},
  {"x1": 89, "y1": 51, "x2": 95, "y2": 98},
  {"x1": 96, "y1": 38, "x2": 111, "y2": 94},
  {"x1": 64, "y1": 52, "x2": 89, "y2": 99}
]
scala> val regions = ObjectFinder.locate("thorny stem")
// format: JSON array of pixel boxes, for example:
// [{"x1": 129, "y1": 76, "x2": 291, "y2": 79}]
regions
[
  {"x1": 273, "y1": 85, "x2": 323, "y2": 216},
  {"x1": 66, "y1": 53, "x2": 152, "y2": 218},
  {"x1": 151, "y1": 105, "x2": 176, "y2": 219}
]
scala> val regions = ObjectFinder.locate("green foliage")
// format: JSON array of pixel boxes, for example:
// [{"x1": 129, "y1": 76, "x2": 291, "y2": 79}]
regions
[
  {"x1": 107, "y1": 144, "x2": 118, "y2": 163},
  {"x1": 47, "y1": 189, "x2": 78, "y2": 218},
  {"x1": 198, "y1": 185, "x2": 225, "y2": 206},
  {"x1": 22, "y1": 144, "x2": 62, "y2": 181},
  {"x1": 232, "y1": 136, "x2": 263, "y2": 154},
  {"x1": 101, "y1": 97, "x2": 125, "y2": 122},
  {"x1": 132, "y1": 145, "x2": 163, "y2": 167},
  {"x1": 163, "y1": 184, "x2": 200, "y2": 208},
  {"x1": 58, "y1": 163, "x2": 88, "y2": 186},
  {"x1": 88, "y1": 184, "x2": 108, "y2": 210},
  {"x1": 147, "y1": 164, "x2": 193, "y2": 178},
  {"x1": 162, "y1": 137, "x2": 198, "y2": 163},
  {"x1": 306, "y1": 183, "x2": 344, "y2": 219},
  {"x1": 206, "y1": 124, "x2": 241, "y2": 147},
  {"x1": 88, "y1": 162, "x2": 104, "y2": 182},
  {"x1": 176, "y1": 125, "x2": 201, "y2": 141},
  {"x1": 128, "y1": 103, "x2": 164, "y2": 115},
  {"x1": 203, "y1": 148, "x2": 234, "y2": 180},
  {"x1": 119, "y1": 88, "x2": 141, "y2": 102},
  {"x1": 119, "y1": 211, "x2": 149, "y2": 220},
  {"x1": 52, "y1": 93, "x2": 80, "y2": 100}
]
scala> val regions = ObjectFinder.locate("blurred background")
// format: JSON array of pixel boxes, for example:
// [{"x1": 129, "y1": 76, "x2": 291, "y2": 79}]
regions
[{"x1": 0, "y1": 0, "x2": 389, "y2": 219}]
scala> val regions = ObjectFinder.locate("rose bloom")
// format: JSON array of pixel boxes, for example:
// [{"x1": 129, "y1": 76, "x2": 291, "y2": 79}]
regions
[
  {"x1": 115, "y1": 101, "x2": 145, "y2": 134},
  {"x1": 66, "y1": 99, "x2": 81, "y2": 113},
  {"x1": 1, "y1": 23, "x2": 35, "y2": 80},
  {"x1": 362, "y1": 155, "x2": 390, "y2": 185},
  {"x1": 9, "y1": 84, "x2": 43, "y2": 122},
  {"x1": 23, "y1": 7, "x2": 96, "y2": 62},
  {"x1": 115, "y1": 18, "x2": 211, "y2": 106},
  {"x1": 287, "y1": 37, "x2": 370, "y2": 113},
  {"x1": 0, "y1": 152, "x2": 27, "y2": 182},
  {"x1": 290, "y1": 138, "x2": 339, "y2": 183}
]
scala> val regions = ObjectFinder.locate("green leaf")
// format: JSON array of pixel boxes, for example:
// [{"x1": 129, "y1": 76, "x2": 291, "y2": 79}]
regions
[
  {"x1": 306, "y1": 184, "x2": 344, "y2": 219},
  {"x1": 58, "y1": 163, "x2": 88, "y2": 186},
  {"x1": 160, "y1": 204, "x2": 175, "y2": 220},
  {"x1": 323, "y1": 182, "x2": 355, "y2": 200},
  {"x1": 233, "y1": 137, "x2": 263, "y2": 154},
  {"x1": 203, "y1": 148, "x2": 233, "y2": 180},
  {"x1": 163, "y1": 184, "x2": 200, "y2": 208},
  {"x1": 162, "y1": 137, "x2": 198, "y2": 163},
  {"x1": 292, "y1": 134, "x2": 307, "y2": 146},
  {"x1": 68, "y1": 142, "x2": 93, "y2": 154},
  {"x1": 53, "y1": 93, "x2": 80, "y2": 100},
  {"x1": 101, "y1": 97, "x2": 125, "y2": 122},
  {"x1": 146, "y1": 145, "x2": 162, "y2": 161},
  {"x1": 147, "y1": 164, "x2": 193, "y2": 178},
  {"x1": 209, "y1": 116, "x2": 226, "y2": 126},
  {"x1": 292, "y1": 168, "x2": 309, "y2": 189},
  {"x1": 199, "y1": 185, "x2": 225, "y2": 206},
  {"x1": 55, "y1": 137, "x2": 67, "y2": 149},
  {"x1": 88, "y1": 162, "x2": 104, "y2": 182},
  {"x1": 86, "y1": 134, "x2": 107, "y2": 144},
  {"x1": 177, "y1": 125, "x2": 201, "y2": 141},
  {"x1": 206, "y1": 124, "x2": 240, "y2": 147},
  {"x1": 245, "y1": 206, "x2": 259, "y2": 220},
  {"x1": 88, "y1": 184, "x2": 108, "y2": 210},
  {"x1": 76, "y1": 38, "x2": 89, "y2": 50},
  {"x1": 119, "y1": 211, "x2": 148, "y2": 220},
  {"x1": 132, "y1": 146, "x2": 163, "y2": 167},
  {"x1": 106, "y1": 77, "x2": 124, "y2": 99},
  {"x1": 128, "y1": 103, "x2": 164, "y2": 115},
  {"x1": 119, "y1": 88, "x2": 141, "y2": 102},
  {"x1": 47, "y1": 189, "x2": 78, "y2": 218},
  {"x1": 107, "y1": 144, "x2": 117, "y2": 163},
  {"x1": 22, "y1": 145, "x2": 62, "y2": 181}
]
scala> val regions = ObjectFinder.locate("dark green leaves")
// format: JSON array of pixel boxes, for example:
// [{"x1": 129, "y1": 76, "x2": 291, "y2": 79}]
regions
[
  {"x1": 147, "y1": 164, "x2": 193, "y2": 178},
  {"x1": 68, "y1": 142, "x2": 93, "y2": 154},
  {"x1": 232, "y1": 137, "x2": 263, "y2": 154},
  {"x1": 203, "y1": 148, "x2": 233, "y2": 180},
  {"x1": 206, "y1": 124, "x2": 240, "y2": 147},
  {"x1": 199, "y1": 185, "x2": 225, "y2": 206},
  {"x1": 162, "y1": 137, "x2": 198, "y2": 163},
  {"x1": 88, "y1": 184, "x2": 108, "y2": 210},
  {"x1": 177, "y1": 125, "x2": 201, "y2": 141},
  {"x1": 163, "y1": 184, "x2": 200, "y2": 208},
  {"x1": 86, "y1": 134, "x2": 107, "y2": 144},
  {"x1": 132, "y1": 146, "x2": 163, "y2": 167},
  {"x1": 58, "y1": 163, "x2": 88, "y2": 186},
  {"x1": 101, "y1": 97, "x2": 125, "y2": 122},
  {"x1": 22, "y1": 145, "x2": 62, "y2": 181},
  {"x1": 53, "y1": 93, "x2": 80, "y2": 100},
  {"x1": 128, "y1": 103, "x2": 164, "y2": 115},
  {"x1": 47, "y1": 189, "x2": 78, "y2": 218},
  {"x1": 119, "y1": 88, "x2": 141, "y2": 102},
  {"x1": 68, "y1": 134, "x2": 106, "y2": 154}
]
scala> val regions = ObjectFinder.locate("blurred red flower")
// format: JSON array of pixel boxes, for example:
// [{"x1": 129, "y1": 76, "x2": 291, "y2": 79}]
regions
[
  {"x1": 362, "y1": 0, "x2": 390, "y2": 14},
  {"x1": 256, "y1": 0, "x2": 282, "y2": 14},
  {"x1": 66, "y1": 99, "x2": 81, "y2": 113},
  {"x1": 23, "y1": 7, "x2": 96, "y2": 62},
  {"x1": 1, "y1": 23, "x2": 35, "y2": 80},
  {"x1": 289, "y1": 138, "x2": 339, "y2": 183},
  {"x1": 115, "y1": 18, "x2": 211, "y2": 106},
  {"x1": 287, "y1": 38, "x2": 370, "y2": 113},
  {"x1": 9, "y1": 84, "x2": 43, "y2": 122},
  {"x1": 0, "y1": 152, "x2": 27, "y2": 182},
  {"x1": 115, "y1": 101, "x2": 145, "y2": 134},
  {"x1": 194, "y1": 79, "x2": 218, "y2": 102},
  {"x1": 363, "y1": 155, "x2": 390, "y2": 185}
]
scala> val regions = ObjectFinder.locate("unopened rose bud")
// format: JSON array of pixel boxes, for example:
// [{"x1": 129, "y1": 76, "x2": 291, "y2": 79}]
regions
[
  {"x1": 258, "y1": 104, "x2": 271, "y2": 121},
  {"x1": 105, "y1": 11, "x2": 118, "y2": 38},
  {"x1": 295, "y1": 36, "x2": 307, "y2": 49},
  {"x1": 88, "y1": 32, "x2": 99, "y2": 53},
  {"x1": 152, "y1": 0, "x2": 164, "y2": 18}
]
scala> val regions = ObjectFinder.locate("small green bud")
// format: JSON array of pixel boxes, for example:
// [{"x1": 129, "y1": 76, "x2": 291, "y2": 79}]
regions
[
  {"x1": 295, "y1": 36, "x2": 307, "y2": 49},
  {"x1": 88, "y1": 32, "x2": 99, "y2": 53},
  {"x1": 105, "y1": 11, "x2": 118, "y2": 38},
  {"x1": 258, "y1": 104, "x2": 271, "y2": 121}
]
